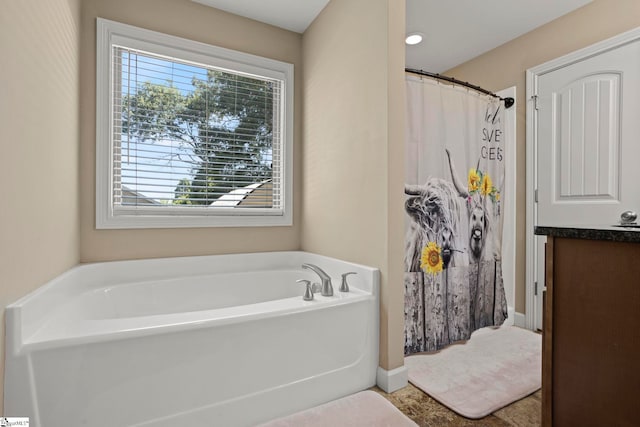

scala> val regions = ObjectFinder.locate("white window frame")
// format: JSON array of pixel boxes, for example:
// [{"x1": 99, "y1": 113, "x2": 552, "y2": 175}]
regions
[{"x1": 96, "y1": 18, "x2": 293, "y2": 229}]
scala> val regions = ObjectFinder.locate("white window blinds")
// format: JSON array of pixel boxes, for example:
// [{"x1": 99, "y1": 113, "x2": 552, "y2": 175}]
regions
[{"x1": 113, "y1": 47, "x2": 282, "y2": 210}]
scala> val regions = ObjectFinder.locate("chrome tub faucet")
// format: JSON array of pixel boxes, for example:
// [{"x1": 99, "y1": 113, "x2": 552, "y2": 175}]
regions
[{"x1": 301, "y1": 263, "x2": 333, "y2": 296}]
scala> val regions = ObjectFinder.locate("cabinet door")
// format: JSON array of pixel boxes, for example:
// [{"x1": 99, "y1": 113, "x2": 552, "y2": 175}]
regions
[
  {"x1": 547, "y1": 238, "x2": 640, "y2": 426},
  {"x1": 541, "y1": 238, "x2": 554, "y2": 427}
]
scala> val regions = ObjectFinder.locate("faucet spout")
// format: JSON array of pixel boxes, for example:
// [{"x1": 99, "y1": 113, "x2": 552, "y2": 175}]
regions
[{"x1": 301, "y1": 263, "x2": 333, "y2": 296}]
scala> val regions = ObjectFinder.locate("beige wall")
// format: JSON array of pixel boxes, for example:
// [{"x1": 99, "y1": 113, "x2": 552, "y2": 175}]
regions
[
  {"x1": 302, "y1": 0, "x2": 406, "y2": 370},
  {"x1": 445, "y1": 0, "x2": 640, "y2": 314},
  {"x1": 80, "y1": 0, "x2": 303, "y2": 262},
  {"x1": 0, "y1": 0, "x2": 82, "y2": 411}
]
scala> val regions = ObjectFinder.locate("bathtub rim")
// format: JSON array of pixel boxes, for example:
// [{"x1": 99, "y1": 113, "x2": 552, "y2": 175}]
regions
[
  {"x1": 21, "y1": 291, "x2": 375, "y2": 353},
  {"x1": 5, "y1": 251, "x2": 380, "y2": 356}
]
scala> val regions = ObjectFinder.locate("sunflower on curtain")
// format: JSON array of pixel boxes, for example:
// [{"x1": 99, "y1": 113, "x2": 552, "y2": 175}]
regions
[{"x1": 404, "y1": 75, "x2": 508, "y2": 355}]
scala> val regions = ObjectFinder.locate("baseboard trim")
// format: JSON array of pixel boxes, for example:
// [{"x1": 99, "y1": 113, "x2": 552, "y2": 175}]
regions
[
  {"x1": 503, "y1": 306, "x2": 516, "y2": 326},
  {"x1": 376, "y1": 365, "x2": 408, "y2": 393},
  {"x1": 514, "y1": 311, "x2": 526, "y2": 328}
]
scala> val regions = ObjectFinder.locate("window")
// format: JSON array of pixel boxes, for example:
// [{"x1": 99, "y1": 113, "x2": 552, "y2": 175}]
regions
[{"x1": 96, "y1": 18, "x2": 293, "y2": 228}]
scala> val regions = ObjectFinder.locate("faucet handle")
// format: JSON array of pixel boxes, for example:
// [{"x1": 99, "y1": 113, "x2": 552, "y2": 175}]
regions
[
  {"x1": 340, "y1": 272, "x2": 357, "y2": 292},
  {"x1": 297, "y1": 279, "x2": 314, "y2": 301}
]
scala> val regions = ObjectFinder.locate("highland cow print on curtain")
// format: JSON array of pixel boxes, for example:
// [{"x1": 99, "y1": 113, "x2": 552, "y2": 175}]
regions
[{"x1": 404, "y1": 75, "x2": 508, "y2": 355}]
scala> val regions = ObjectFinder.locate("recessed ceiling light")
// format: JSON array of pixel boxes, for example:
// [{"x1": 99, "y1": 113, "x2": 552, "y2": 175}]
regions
[{"x1": 405, "y1": 32, "x2": 424, "y2": 45}]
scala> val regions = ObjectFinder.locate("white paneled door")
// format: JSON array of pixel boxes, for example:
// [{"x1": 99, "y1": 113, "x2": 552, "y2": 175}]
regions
[{"x1": 530, "y1": 29, "x2": 640, "y2": 330}]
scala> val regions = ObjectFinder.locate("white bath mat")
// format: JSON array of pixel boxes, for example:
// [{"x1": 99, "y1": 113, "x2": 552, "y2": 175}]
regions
[
  {"x1": 405, "y1": 325, "x2": 541, "y2": 419},
  {"x1": 257, "y1": 390, "x2": 417, "y2": 427}
]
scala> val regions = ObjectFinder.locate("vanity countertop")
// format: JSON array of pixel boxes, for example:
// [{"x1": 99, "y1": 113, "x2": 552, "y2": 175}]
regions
[{"x1": 535, "y1": 225, "x2": 640, "y2": 243}]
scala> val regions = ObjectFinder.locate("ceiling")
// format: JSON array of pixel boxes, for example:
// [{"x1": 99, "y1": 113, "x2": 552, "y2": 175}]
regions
[
  {"x1": 193, "y1": 0, "x2": 593, "y2": 73},
  {"x1": 192, "y1": 0, "x2": 330, "y2": 33},
  {"x1": 406, "y1": 0, "x2": 593, "y2": 73}
]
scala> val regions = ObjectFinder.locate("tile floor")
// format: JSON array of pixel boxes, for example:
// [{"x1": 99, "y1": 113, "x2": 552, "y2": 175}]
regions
[{"x1": 373, "y1": 383, "x2": 541, "y2": 427}]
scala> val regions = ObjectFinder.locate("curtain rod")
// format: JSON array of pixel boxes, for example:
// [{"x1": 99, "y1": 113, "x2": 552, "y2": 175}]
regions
[{"x1": 405, "y1": 68, "x2": 515, "y2": 109}]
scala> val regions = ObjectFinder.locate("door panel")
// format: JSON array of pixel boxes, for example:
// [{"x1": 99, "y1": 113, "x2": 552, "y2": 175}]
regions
[
  {"x1": 555, "y1": 73, "x2": 619, "y2": 200},
  {"x1": 538, "y1": 41, "x2": 640, "y2": 226}
]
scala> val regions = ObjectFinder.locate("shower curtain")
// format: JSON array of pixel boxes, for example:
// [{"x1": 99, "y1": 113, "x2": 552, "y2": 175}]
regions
[{"x1": 404, "y1": 75, "x2": 508, "y2": 355}]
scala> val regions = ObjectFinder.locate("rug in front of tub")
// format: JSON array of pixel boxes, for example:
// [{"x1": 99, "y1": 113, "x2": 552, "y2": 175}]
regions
[
  {"x1": 257, "y1": 391, "x2": 418, "y2": 427},
  {"x1": 404, "y1": 326, "x2": 541, "y2": 419}
]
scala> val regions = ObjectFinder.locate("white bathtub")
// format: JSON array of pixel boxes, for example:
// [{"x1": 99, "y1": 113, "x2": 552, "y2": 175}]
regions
[{"x1": 4, "y1": 252, "x2": 380, "y2": 427}]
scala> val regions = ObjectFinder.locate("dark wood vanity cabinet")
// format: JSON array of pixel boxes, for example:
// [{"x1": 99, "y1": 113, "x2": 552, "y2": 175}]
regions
[{"x1": 538, "y1": 229, "x2": 640, "y2": 427}]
